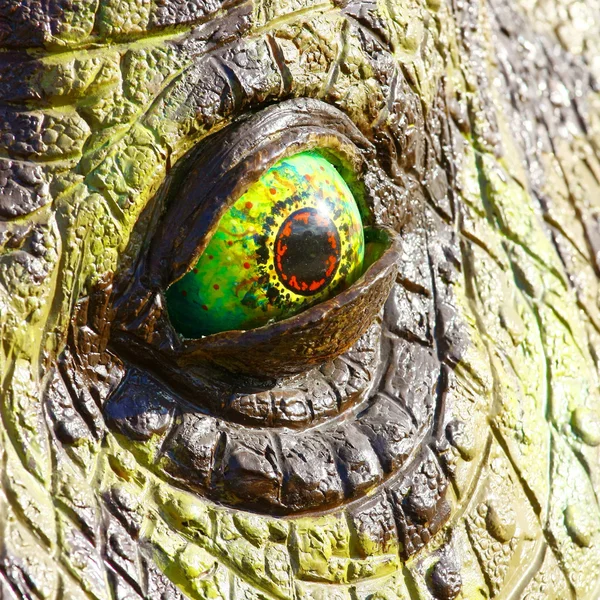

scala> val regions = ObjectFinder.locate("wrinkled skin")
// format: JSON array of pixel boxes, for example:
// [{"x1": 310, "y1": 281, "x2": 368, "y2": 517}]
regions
[{"x1": 1, "y1": 0, "x2": 600, "y2": 599}]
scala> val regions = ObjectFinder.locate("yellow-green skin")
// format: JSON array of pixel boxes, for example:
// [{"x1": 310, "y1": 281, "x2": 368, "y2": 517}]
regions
[
  {"x1": 166, "y1": 152, "x2": 364, "y2": 336},
  {"x1": 1, "y1": 1, "x2": 600, "y2": 600}
]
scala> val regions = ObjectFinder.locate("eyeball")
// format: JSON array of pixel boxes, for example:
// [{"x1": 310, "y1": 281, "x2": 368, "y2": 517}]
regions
[{"x1": 166, "y1": 151, "x2": 365, "y2": 337}]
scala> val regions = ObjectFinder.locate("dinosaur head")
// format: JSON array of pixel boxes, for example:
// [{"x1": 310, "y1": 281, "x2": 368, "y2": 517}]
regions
[{"x1": 1, "y1": 1, "x2": 600, "y2": 598}]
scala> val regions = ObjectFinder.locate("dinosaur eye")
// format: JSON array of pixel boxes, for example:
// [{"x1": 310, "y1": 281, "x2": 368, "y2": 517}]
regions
[
  {"x1": 165, "y1": 151, "x2": 365, "y2": 337},
  {"x1": 116, "y1": 100, "x2": 401, "y2": 379}
]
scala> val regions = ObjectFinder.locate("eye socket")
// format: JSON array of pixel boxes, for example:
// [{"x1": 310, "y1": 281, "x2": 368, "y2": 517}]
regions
[
  {"x1": 165, "y1": 151, "x2": 365, "y2": 337},
  {"x1": 112, "y1": 99, "x2": 403, "y2": 380}
]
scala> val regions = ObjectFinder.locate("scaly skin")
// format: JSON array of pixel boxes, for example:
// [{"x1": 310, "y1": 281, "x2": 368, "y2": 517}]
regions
[{"x1": 1, "y1": 1, "x2": 600, "y2": 599}]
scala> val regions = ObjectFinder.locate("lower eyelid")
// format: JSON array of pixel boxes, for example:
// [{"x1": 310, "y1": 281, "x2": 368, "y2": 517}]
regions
[{"x1": 104, "y1": 363, "x2": 427, "y2": 515}]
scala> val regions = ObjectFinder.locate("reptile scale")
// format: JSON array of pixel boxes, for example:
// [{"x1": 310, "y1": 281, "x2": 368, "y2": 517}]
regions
[{"x1": 0, "y1": 0, "x2": 600, "y2": 598}]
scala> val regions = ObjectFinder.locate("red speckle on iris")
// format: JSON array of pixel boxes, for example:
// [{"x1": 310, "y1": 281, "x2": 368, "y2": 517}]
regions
[
  {"x1": 309, "y1": 278, "x2": 326, "y2": 292},
  {"x1": 327, "y1": 232, "x2": 337, "y2": 249},
  {"x1": 245, "y1": 201, "x2": 253, "y2": 209},
  {"x1": 213, "y1": 284, "x2": 220, "y2": 290},
  {"x1": 228, "y1": 241, "x2": 233, "y2": 246},
  {"x1": 202, "y1": 304, "x2": 208, "y2": 311},
  {"x1": 293, "y1": 211, "x2": 310, "y2": 225},
  {"x1": 243, "y1": 262, "x2": 251, "y2": 269},
  {"x1": 181, "y1": 290, "x2": 187, "y2": 297},
  {"x1": 269, "y1": 188, "x2": 276, "y2": 195},
  {"x1": 325, "y1": 254, "x2": 337, "y2": 277},
  {"x1": 193, "y1": 268, "x2": 198, "y2": 273},
  {"x1": 208, "y1": 255, "x2": 214, "y2": 260}
]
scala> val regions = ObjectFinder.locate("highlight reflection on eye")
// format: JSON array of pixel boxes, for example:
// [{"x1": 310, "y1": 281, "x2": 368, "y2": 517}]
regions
[{"x1": 166, "y1": 151, "x2": 365, "y2": 337}]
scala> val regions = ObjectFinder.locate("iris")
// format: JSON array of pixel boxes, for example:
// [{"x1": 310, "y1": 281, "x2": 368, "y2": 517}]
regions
[{"x1": 166, "y1": 151, "x2": 365, "y2": 337}]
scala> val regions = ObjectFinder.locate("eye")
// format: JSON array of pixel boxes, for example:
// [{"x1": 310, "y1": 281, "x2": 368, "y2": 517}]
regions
[
  {"x1": 165, "y1": 151, "x2": 365, "y2": 337},
  {"x1": 113, "y1": 100, "x2": 402, "y2": 379}
]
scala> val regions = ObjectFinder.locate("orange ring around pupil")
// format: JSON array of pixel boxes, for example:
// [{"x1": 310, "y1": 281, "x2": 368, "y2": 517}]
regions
[{"x1": 274, "y1": 207, "x2": 341, "y2": 296}]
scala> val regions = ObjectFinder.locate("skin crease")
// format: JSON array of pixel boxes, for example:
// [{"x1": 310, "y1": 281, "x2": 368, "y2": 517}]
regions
[{"x1": 0, "y1": 1, "x2": 600, "y2": 600}]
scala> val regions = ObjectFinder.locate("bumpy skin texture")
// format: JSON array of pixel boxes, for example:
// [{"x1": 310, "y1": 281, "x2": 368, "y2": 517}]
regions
[{"x1": 1, "y1": 0, "x2": 600, "y2": 599}]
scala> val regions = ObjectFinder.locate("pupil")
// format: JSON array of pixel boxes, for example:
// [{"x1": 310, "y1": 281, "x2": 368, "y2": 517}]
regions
[{"x1": 275, "y1": 207, "x2": 341, "y2": 296}]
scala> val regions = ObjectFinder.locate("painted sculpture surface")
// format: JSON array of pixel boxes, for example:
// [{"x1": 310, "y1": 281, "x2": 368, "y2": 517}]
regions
[{"x1": 1, "y1": 0, "x2": 600, "y2": 599}]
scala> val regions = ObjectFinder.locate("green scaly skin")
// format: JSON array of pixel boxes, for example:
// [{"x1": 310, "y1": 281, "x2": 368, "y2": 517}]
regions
[{"x1": 1, "y1": 0, "x2": 600, "y2": 598}]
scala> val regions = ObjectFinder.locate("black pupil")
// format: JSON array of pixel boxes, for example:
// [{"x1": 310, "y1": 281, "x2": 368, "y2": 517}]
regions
[{"x1": 274, "y1": 208, "x2": 341, "y2": 296}]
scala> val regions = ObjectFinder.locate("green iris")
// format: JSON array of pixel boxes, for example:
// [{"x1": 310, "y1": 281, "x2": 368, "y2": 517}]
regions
[{"x1": 166, "y1": 151, "x2": 365, "y2": 337}]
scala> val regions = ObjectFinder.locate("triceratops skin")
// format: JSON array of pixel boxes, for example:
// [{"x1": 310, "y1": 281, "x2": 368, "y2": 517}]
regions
[{"x1": 1, "y1": 0, "x2": 600, "y2": 598}]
